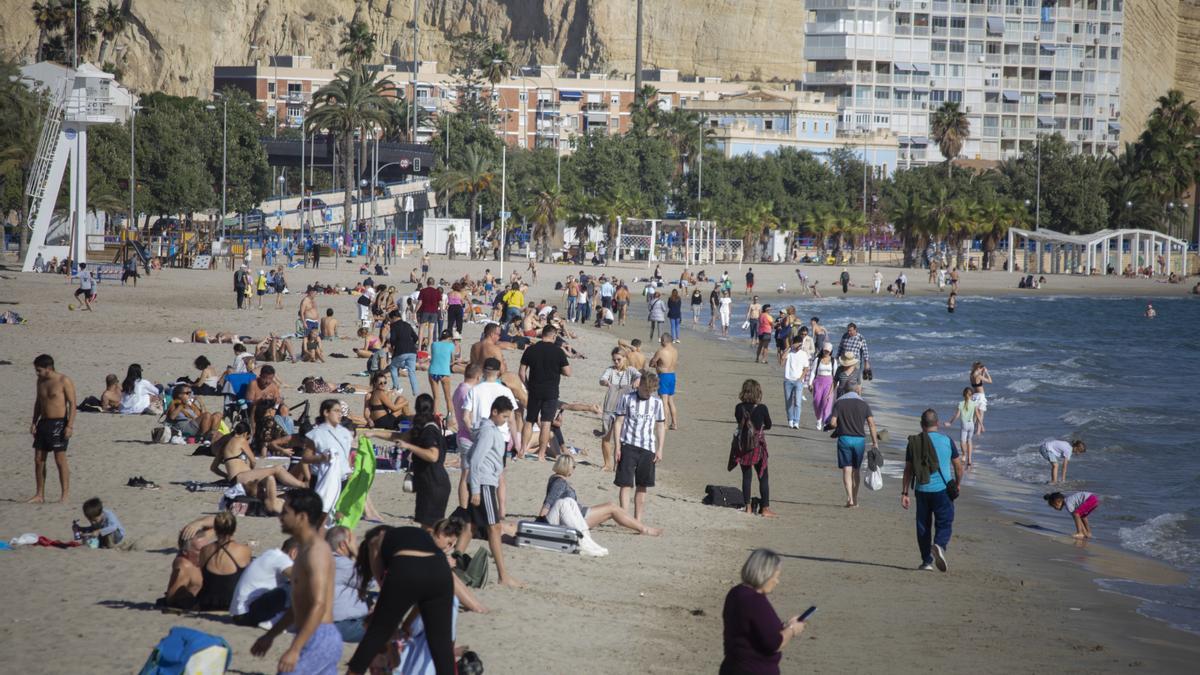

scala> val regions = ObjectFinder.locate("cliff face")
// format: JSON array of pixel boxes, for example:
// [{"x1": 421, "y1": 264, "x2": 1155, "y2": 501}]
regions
[
  {"x1": 0, "y1": 0, "x2": 1196, "y2": 141},
  {"x1": 0, "y1": 0, "x2": 804, "y2": 96}
]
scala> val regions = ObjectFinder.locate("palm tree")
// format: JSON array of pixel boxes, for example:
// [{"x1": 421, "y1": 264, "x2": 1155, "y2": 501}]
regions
[
  {"x1": 931, "y1": 101, "x2": 970, "y2": 177},
  {"x1": 433, "y1": 147, "x2": 496, "y2": 252},
  {"x1": 337, "y1": 19, "x2": 376, "y2": 67},
  {"x1": 92, "y1": 1, "x2": 124, "y2": 64},
  {"x1": 382, "y1": 97, "x2": 431, "y2": 142},
  {"x1": 886, "y1": 190, "x2": 926, "y2": 267},
  {"x1": 800, "y1": 204, "x2": 837, "y2": 260},
  {"x1": 479, "y1": 42, "x2": 514, "y2": 94},
  {"x1": 977, "y1": 200, "x2": 1017, "y2": 270},
  {"x1": 922, "y1": 184, "x2": 957, "y2": 254},
  {"x1": 306, "y1": 66, "x2": 394, "y2": 236},
  {"x1": 524, "y1": 184, "x2": 565, "y2": 261},
  {"x1": 31, "y1": 1, "x2": 67, "y2": 61},
  {"x1": 836, "y1": 207, "x2": 868, "y2": 263},
  {"x1": 63, "y1": 0, "x2": 96, "y2": 65},
  {"x1": 629, "y1": 84, "x2": 661, "y2": 134}
]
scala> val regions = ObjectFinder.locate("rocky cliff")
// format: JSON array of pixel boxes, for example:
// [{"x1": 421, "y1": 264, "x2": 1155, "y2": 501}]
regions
[{"x1": 0, "y1": 0, "x2": 1197, "y2": 141}]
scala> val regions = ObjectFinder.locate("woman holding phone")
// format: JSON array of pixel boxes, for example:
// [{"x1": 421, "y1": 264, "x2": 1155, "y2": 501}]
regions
[{"x1": 720, "y1": 548, "x2": 808, "y2": 674}]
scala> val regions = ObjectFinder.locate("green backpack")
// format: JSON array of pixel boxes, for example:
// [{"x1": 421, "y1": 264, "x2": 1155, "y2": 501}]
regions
[{"x1": 452, "y1": 547, "x2": 490, "y2": 589}]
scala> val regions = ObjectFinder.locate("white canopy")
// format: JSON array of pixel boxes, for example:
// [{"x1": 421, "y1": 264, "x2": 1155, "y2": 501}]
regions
[{"x1": 1007, "y1": 227, "x2": 1189, "y2": 277}]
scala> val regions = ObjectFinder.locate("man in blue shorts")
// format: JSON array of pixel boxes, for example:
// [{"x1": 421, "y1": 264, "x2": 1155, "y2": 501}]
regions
[
  {"x1": 648, "y1": 334, "x2": 678, "y2": 430},
  {"x1": 828, "y1": 385, "x2": 878, "y2": 508}
]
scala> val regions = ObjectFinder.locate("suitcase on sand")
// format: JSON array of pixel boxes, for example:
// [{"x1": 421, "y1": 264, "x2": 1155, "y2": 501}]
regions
[{"x1": 516, "y1": 521, "x2": 582, "y2": 554}]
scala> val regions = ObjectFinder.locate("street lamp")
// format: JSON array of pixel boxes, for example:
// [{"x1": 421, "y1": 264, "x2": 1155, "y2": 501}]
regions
[
  {"x1": 206, "y1": 95, "x2": 229, "y2": 240},
  {"x1": 128, "y1": 104, "x2": 143, "y2": 234},
  {"x1": 1034, "y1": 133, "x2": 1042, "y2": 230}
]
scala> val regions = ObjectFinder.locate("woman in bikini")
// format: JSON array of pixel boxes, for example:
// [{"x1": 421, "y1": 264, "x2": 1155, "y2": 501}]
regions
[
  {"x1": 193, "y1": 510, "x2": 252, "y2": 611},
  {"x1": 191, "y1": 356, "x2": 222, "y2": 396},
  {"x1": 209, "y1": 422, "x2": 307, "y2": 513},
  {"x1": 354, "y1": 326, "x2": 383, "y2": 358},
  {"x1": 301, "y1": 328, "x2": 325, "y2": 363},
  {"x1": 254, "y1": 334, "x2": 296, "y2": 363},
  {"x1": 970, "y1": 361, "x2": 992, "y2": 434},
  {"x1": 165, "y1": 384, "x2": 222, "y2": 439},
  {"x1": 446, "y1": 282, "x2": 466, "y2": 337},
  {"x1": 363, "y1": 372, "x2": 412, "y2": 430}
]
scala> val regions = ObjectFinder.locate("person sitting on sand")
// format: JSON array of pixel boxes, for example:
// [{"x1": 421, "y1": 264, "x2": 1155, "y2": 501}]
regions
[
  {"x1": 301, "y1": 328, "x2": 326, "y2": 363},
  {"x1": 119, "y1": 363, "x2": 161, "y2": 415},
  {"x1": 99, "y1": 374, "x2": 122, "y2": 412},
  {"x1": 354, "y1": 326, "x2": 384, "y2": 363},
  {"x1": 209, "y1": 422, "x2": 308, "y2": 512},
  {"x1": 255, "y1": 334, "x2": 296, "y2": 364},
  {"x1": 539, "y1": 455, "x2": 662, "y2": 536},
  {"x1": 299, "y1": 376, "x2": 360, "y2": 395},
  {"x1": 74, "y1": 496, "x2": 126, "y2": 548},
  {"x1": 229, "y1": 343, "x2": 256, "y2": 374},
  {"x1": 320, "y1": 308, "x2": 339, "y2": 339},
  {"x1": 193, "y1": 510, "x2": 253, "y2": 611},
  {"x1": 246, "y1": 365, "x2": 290, "y2": 419},
  {"x1": 162, "y1": 516, "x2": 217, "y2": 609},
  {"x1": 361, "y1": 372, "x2": 412, "y2": 430},
  {"x1": 191, "y1": 356, "x2": 222, "y2": 396},
  {"x1": 164, "y1": 384, "x2": 223, "y2": 440},
  {"x1": 230, "y1": 537, "x2": 300, "y2": 627}
]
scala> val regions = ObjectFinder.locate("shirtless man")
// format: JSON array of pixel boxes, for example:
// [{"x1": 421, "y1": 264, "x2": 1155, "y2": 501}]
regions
[
  {"x1": 470, "y1": 324, "x2": 515, "y2": 373},
  {"x1": 247, "y1": 365, "x2": 291, "y2": 418},
  {"x1": 649, "y1": 334, "x2": 679, "y2": 430},
  {"x1": 617, "y1": 338, "x2": 647, "y2": 371},
  {"x1": 745, "y1": 296, "x2": 762, "y2": 345},
  {"x1": 29, "y1": 354, "x2": 76, "y2": 503},
  {"x1": 298, "y1": 287, "x2": 319, "y2": 334},
  {"x1": 319, "y1": 309, "x2": 338, "y2": 339},
  {"x1": 613, "y1": 283, "x2": 631, "y2": 326},
  {"x1": 252, "y1": 489, "x2": 340, "y2": 675}
]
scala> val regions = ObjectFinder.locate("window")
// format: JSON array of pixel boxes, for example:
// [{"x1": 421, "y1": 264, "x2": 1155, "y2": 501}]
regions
[
  {"x1": 948, "y1": 90, "x2": 963, "y2": 103},
  {"x1": 611, "y1": 94, "x2": 620, "y2": 105},
  {"x1": 930, "y1": 90, "x2": 946, "y2": 102},
  {"x1": 824, "y1": 122, "x2": 830, "y2": 132},
  {"x1": 518, "y1": 91, "x2": 527, "y2": 102},
  {"x1": 287, "y1": 105, "x2": 303, "y2": 118},
  {"x1": 951, "y1": 16, "x2": 966, "y2": 29},
  {"x1": 286, "y1": 82, "x2": 302, "y2": 97},
  {"x1": 764, "y1": 119, "x2": 774, "y2": 130},
  {"x1": 802, "y1": 121, "x2": 807, "y2": 131},
  {"x1": 267, "y1": 81, "x2": 276, "y2": 97}
]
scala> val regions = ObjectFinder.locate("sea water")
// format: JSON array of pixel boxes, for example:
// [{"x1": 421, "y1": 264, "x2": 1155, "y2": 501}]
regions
[{"x1": 684, "y1": 289, "x2": 1200, "y2": 633}]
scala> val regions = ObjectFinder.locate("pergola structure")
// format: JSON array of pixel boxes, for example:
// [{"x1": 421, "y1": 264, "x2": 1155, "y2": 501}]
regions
[{"x1": 1007, "y1": 227, "x2": 1190, "y2": 276}]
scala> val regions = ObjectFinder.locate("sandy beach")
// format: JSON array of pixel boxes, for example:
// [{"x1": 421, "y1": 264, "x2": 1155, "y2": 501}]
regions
[{"x1": 0, "y1": 255, "x2": 1196, "y2": 674}]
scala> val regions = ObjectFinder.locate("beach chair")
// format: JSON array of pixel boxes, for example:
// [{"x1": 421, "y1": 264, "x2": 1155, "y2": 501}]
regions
[{"x1": 221, "y1": 372, "x2": 257, "y2": 421}]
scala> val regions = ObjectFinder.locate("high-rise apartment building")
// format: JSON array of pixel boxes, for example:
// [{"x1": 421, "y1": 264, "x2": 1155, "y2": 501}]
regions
[{"x1": 803, "y1": 0, "x2": 1124, "y2": 167}]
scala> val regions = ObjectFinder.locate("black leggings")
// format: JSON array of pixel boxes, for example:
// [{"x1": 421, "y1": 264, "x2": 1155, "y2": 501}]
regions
[
  {"x1": 447, "y1": 304, "x2": 464, "y2": 336},
  {"x1": 347, "y1": 554, "x2": 455, "y2": 674},
  {"x1": 741, "y1": 462, "x2": 769, "y2": 508}
]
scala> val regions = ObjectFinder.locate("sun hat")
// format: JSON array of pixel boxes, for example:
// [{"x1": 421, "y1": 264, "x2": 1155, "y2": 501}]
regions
[{"x1": 839, "y1": 353, "x2": 859, "y2": 367}]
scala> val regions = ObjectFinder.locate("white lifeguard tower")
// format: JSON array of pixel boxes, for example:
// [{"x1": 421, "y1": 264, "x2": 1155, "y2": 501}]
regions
[{"x1": 20, "y1": 62, "x2": 135, "y2": 272}]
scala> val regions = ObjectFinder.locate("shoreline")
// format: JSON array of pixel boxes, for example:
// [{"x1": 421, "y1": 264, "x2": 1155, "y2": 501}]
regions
[{"x1": 0, "y1": 258, "x2": 1196, "y2": 673}]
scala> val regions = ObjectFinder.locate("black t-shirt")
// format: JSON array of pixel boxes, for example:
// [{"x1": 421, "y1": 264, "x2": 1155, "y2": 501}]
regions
[
  {"x1": 410, "y1": 421, "x2": 448, "y2": 492},
  {"x1": 520, "y1": 340, "x2": 569, "y2": 400},
  {"x1": 831, "y1": 396, "x2": 873, "y2": 438},
  {"x1": 691, "y1": 291, "x2": 703, "y2": 306},
  {"x1": 388, "y1": 320, "x2": 419, "y2": 356},
  {"x1": 746, "y1": 271, "x2": 754, "y2": 284}
]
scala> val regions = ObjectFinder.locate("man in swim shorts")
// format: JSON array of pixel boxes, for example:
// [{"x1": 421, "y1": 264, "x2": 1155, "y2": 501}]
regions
[
  {"x1": 649, "y1": 334, "x2": 679, "y2": 430},
  {"x1": 251, "y1": 489, "x2": 340, "y2": 674},
  {"x1": 30, "y1": 354, "x2": 76, "y2": 503},
  {"x1": 298, "y1": 287, "x2": 320, "y2": 333}
]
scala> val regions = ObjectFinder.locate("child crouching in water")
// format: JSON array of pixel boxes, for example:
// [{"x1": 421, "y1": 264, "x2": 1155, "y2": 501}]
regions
[
  {"x1": 1044, "y1": 491, "x2": 1098, "y2": 539},
  {"x1": 74, "y1": 497, "x2": 126, "y2": 548}
]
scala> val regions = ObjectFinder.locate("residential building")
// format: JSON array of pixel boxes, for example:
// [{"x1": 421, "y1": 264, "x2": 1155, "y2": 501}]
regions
[
  {"x1": 213, "y1": 55, "x2": 334, "y2": 129},
  {"x1": 803, "y1": 0, "x2": 1124, "y2": 166},
  {"x1": 683, "y1": 90, "x2": 900, "y2": 175}
]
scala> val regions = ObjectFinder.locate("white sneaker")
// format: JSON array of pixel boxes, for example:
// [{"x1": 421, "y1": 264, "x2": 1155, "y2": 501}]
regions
[
  {"x1": 932, "y1": 544, "x2": 948, "y2": 572},
  {"x1": 580, "y1": 535, "x2": 609, "y2": 557},
  {"x1": 918, "y1": 563, "x2": 935, "y2": 571}
]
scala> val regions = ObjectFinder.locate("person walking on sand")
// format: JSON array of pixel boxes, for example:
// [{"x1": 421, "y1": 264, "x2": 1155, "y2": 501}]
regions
[
  {"x1": 519, "y1": 326, "x2": 572, "y2": 461},
  {"x1": 29, "y1": 354, "x2": 76, "y2": 503},
  {"x1": 783, "y1": 340, "x2": 811, "y2": 429},
  {"x1": 828, "y1": 385, "x2": 878, "y2": 508},
  {"x1": 719, "y1": 290, "x2": 733, "y2": 336},
  {"x1": 837, "y1": 323, "x2": 871, "y2": 382},
  {"x1": 730, "y1": 379, "x2": 777, "y2": 517},
  {"x1": 709, "y1": 282, "x2": 721, "y2": 329},
  {"x1": 647, "y1": 291, "x2": 667, "y2": 340},
  {"x1": 872, "y1": 269, "x2": 882, "y2": 294},
  {"x1": 901, "y1": 409, "x2": 963, "y2": 572},
  {"x1": 612, "y1": 372, "x2": 667, "y2": 523},
  {"x1": 745, "y1": 296, "x2": 762, "y2": 345},
  {"x1": 649, "y1": 334, "x2": 679, "y2": 430},
  {"x1": 839, "y1": 267, "x2": 850, "y2": 294},
  {"x1": 943, "y1": 387, "x2": 978, "y2": 466},
  {"x1": 667, "y1": 289, "x2": 683, "y2": 343},
  {"x1": 809, "y1": 342, "x2": 836, "y2": 430},
  {"x1": 1039, "y1": 438, "x2": 1086, "y2": 484},
  {"x1": 251, "y1": 489, "x2": 341, "y2": 674},
  {"x1": 73, "y1": 263, "x2": 97, "y2": 311},
  {"x1": 745, "y1": 267, "x2": 755, "y2": 295},
  {"x1": 691, "y1": 287, "x2": 704, "y2": 324},
  {"x1": 969, "y1": 361, "x2": 992, "y2": 434}
]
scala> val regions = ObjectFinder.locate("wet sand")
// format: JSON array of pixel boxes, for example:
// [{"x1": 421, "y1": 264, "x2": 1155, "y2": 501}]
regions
[{"x1": 0, "y1": 256, "x2": 1195, "y2": 673}]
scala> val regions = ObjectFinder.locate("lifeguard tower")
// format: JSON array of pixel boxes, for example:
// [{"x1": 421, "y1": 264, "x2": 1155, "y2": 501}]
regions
[{"x1": 21, "y1": 63, "x2": 134, "y2": 272}]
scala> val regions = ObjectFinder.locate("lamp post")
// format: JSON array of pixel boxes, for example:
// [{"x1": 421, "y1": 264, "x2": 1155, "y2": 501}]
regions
[
  {"x1": 1034, "y1": 133, "x2": 1042, "y2": 230},
  {"x1": 205, "y1": 96, "x2": 229, "y2": 239},
  {"x1": 128, "y1": 104, "x2": 142, "y2": 234}
]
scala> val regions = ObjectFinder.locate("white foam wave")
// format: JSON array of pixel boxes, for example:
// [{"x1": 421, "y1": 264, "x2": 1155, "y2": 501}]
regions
[
  {"x1": 1118, "y1": 514, "x2": 1200, "y2": 567},
  {"x1": 1008, "y1": 378, "x2": 1038, "y2": 393}
]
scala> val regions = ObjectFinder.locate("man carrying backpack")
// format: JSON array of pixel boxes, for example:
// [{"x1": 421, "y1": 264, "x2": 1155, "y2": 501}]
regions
[{"x1": 233, "y1": 265, "x2": 250, "y2": 310}]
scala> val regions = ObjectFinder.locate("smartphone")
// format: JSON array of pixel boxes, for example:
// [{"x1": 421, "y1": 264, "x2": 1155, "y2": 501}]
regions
[{"x1": 799, "y1": 606, "x2": 817, "y2": 622}]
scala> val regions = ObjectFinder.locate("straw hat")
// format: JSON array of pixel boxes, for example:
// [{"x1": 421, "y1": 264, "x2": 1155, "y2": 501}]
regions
[{"x1": 839, "y1": 353, "x2": 859, "y2": 367}]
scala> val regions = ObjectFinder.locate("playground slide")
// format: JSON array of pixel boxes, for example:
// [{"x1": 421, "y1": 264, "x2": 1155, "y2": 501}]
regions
[{"x1": 130, "y1": 241, "x2": 153, "y2": 272}]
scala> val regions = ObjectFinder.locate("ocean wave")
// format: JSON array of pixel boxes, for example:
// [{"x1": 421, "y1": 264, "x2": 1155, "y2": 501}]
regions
[
  {"x1": 1118, "y1": 513, "x2": 1200, "y2": 567},
  {"x1": 1059, "y1": 408, "x2": 1170, "y2": 429},
  {"x1": 1008, "y1": 378, "x2": 1038, "y2": 393}
]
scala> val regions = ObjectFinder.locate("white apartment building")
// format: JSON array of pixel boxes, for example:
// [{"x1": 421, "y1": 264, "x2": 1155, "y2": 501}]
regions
[{"x1": 803, "y1": 0, "x2": 1124, "y2": 167}]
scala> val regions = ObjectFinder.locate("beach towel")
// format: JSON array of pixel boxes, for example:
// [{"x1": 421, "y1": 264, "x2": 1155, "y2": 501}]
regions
[
  {"x1": 334, "y1": 436, "x2": 377, "y2": 528},
  {"x1": 138, "y1": 626, "x2": 232, "y2": 675}
]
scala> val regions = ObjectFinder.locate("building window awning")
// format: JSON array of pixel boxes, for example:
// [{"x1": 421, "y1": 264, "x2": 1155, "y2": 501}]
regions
[
  {"x1": 1108, "y1": 121, "x2": 1121, "y2": 132},
  {"x1": 913, "y1": 63, "x2": 931, "y2": 73},
  {"x1": 1038, "y1": 92, "x2": 1055, "y2": 101},
  {"x1": 1039, "y1": 44, "x2": 1057, "y2": 53},
  {"x1": 1002, "y1": 90, "x2": 1019, "y2": 102},
  {"x1": 986, "y1": 17, "x2": 1004, "y2": 35},
  {"x1": 913, "y1": 137, "x2": 931, "y2": 145},
  {"x1": 893, "y1": 87, "x2": 911, "y2": 93},
  {"x1": 1037, "y1": 116, "x2": 1057, "y2": 127},
  {"x1": 899, "y1": 136, "x2": 913, "y2": 144},
  {"x1": 894, "y1": 62, "x2": 915, "y2": 72},
  {"x1": 559, "y1": 90, "x2": 582, "y2": 101}
]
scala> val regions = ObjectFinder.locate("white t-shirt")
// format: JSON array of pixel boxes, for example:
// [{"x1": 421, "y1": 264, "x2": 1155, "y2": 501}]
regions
[
  {"x1": 464, "y1": 380, "x2": 517, "y2": 441},
  {"x1": 78, "y1": 270, "x2": 94, "y2": 290},
  {"x1": 307, "y1": 423, "x2": 355, "y2": 515},
  {"x1": 1064, "y1": 491, "x2": 1094, "y2": 514},
  {"x1": 231, "y1": 352, "x2": 253, "y2": 374},
  {"x1": 1041, "y1": 439, "x2": 1074, "y2": 463},
  {"x1": 784, "y1": 350, "x2": 811, "y2": 382},
  {"x1": 229, "y1": 548, "x2": 292, "y2": 616},
  {"x1": 119, "y1": 379, "x2": 159, "y2": 414}
]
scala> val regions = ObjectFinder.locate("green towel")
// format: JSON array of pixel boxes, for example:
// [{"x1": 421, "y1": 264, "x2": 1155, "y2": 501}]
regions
[
  {"x1": 905, "y1": 432, "x2": 940, "y2": 488},
  {"x1": 335, "y1": 436, "x2": 377, "y2": 528}
]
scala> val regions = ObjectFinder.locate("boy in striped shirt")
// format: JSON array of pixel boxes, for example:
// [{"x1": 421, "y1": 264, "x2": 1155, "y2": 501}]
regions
[{"x1": 612, "y1": 371, "x2": 666, "y2": 523}]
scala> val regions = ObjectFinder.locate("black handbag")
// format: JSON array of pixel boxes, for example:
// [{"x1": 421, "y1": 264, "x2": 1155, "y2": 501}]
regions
[{"x1": 936, "y1": 458, "x2": 959, "y2": 501}]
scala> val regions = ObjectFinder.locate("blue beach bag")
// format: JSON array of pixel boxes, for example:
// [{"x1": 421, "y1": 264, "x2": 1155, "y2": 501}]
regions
[{"x1": 138, "y1": 626, "x2": 232, "y2": 675}]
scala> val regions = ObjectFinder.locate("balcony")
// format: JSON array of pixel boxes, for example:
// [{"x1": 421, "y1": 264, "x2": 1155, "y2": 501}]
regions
[
  {"x1": 584, "y1": 102, "x2": 610, "y2": 112},
  {"x1": 805, "y1": 71, "x2": 857, "y2": 86}
]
